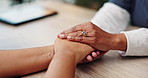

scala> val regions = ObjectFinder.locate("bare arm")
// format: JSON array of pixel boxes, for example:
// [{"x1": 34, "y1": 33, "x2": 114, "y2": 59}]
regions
[
  {"x1": 44, "y1": 49, "x2": 76, "y2": 78},
  {"x1": 44, "y1": 38, "x2": 94, "y2": 78},
  {"x1": 0, "y1": 45, "x2": 54, "y2": 77}
]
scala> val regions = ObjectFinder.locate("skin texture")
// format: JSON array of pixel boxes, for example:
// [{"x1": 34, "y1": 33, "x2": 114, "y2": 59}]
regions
[
  {"x1": 0, "y1": 22, "x2": 127, "y2": 77},
  {"x1": 44, "y1": 38, "x2": 94, "y2": 78},
  {"x1": 0, "y1": 39, "x2": 94, "y2": 77},
  {"x1": 58, "y1": 22, "x2": 127, "y2": 61},
  {"x1": 79, "y1": 51, "x2": 107, "y2": 63},
  {"x1": 0, "y1": 46, "x2": 54, "y2": 78}
]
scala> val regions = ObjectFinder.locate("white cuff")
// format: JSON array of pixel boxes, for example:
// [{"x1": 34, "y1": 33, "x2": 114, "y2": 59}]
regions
[{"x1": 119, "y1": 28, "x2": 148, "y2": 56}]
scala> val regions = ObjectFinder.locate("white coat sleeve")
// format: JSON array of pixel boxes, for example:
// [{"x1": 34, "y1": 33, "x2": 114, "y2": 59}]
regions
[
  {"x1": 91, "y1": 2, "x2": 130, "y2": 33},
  {"x1": 119, "y1": 28, "x2": 148, "y2": 56},
  {"x1": 91, "y1": 2, "x2": 148, "y2": 56}
]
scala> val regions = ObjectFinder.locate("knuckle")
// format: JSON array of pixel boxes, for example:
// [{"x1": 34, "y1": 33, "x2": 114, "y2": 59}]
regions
[
  {"x1": 71, "y1": 26, "x2": 76, "y2": 32},
  {"x1": 68, "y1": 33, "x2": 75, "y2": 37},
  {"x1": 75, "y1": 37, "x2": 81, "y2": 41},
  {"x1": 87, "y1": 25, "x2": 93, "y2": 30},
  {"x1": 89, "y1": 37, "x2": 97, "y2": 44},
  {"x1": 77, "y1": 31, "x2": 82, "y2": 37},
  {"x1": 92, "y1": 31, "x2": 96, "y2": 35},
  {"x1": 89, "y1": 30, "x2": 97, "y2": 37},
  {"x1": 78, "y1": 37, "x2": 83, "y2": 41},
  {"x1": 86, "y1": 25, "x2": 96, "y2": 33},
  {"x1": 75, "y1": 32, "x2": 80, "y2": 37}
]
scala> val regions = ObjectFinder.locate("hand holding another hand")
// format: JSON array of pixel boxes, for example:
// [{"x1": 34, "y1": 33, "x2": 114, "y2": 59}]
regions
[
  {"x1": 58, "y1": 22, "x2": 127, "y2": 51},
  {"x1": 54, "y1": 38, "x2": 94, "y2": 63},
  {"x1": 58, "y1": 22, "x2": 127, "y2": 62}
]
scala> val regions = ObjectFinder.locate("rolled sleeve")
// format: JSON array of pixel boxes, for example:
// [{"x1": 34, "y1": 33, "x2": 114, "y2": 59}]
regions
[{"x1": 91, "y1": 2, "x2": 130, "y2": 33}]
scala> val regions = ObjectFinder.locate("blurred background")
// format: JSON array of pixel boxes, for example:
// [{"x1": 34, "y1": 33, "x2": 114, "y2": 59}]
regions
[{"x1": 0, "y1": 0, "x2": 108, "y2": 11}]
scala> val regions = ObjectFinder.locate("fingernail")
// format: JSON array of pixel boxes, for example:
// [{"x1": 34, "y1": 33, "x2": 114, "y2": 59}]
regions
[
  {"x1": 97, "y1": 52, "x2": 100, "y2": 55},
  {"x1": 59, "y1": 34, "x2": 65, "y2": 38},
  {"x1": 67, "y1": 36, "x2": 73, "y2": 40},
  {"x1": 87, "y1": 55, "x2": 93, "y2": 62},
  {"x1": 92, "y1": 52, "x2": 97, "y2": 57}
]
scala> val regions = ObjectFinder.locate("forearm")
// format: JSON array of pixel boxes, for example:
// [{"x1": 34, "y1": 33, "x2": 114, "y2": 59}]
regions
[
  {"x1": 44, "y1": 39, "x2": 94, "y2": 78},
  {"x1": 44, "y1": 52, "x2": 76, "y2": 78},
  {"x1": 0, "y1": 45, "x2": 54, "y2": 77}
]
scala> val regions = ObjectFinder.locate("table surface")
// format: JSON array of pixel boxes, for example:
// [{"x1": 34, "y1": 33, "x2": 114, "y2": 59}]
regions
[{"x1": 0, "y1": 1, "x2": 147, "y2": 78}]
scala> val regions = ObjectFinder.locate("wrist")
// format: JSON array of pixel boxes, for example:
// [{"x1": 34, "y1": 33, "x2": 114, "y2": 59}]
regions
[
  {"x1": 110, "y1": 33, "x2": 127, "y2": 51},
  {"x1": 55, "y1": 51, "x2": 78, "y2": 65}
]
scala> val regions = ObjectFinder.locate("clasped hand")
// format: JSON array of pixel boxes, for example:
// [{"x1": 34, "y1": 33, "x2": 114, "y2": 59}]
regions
[
  {"x1": 54, "y1": 38, "x2": 94, "y2": 63},
  {"x1": 57, "y1": 22, "x2": 127, "y2": 62}
]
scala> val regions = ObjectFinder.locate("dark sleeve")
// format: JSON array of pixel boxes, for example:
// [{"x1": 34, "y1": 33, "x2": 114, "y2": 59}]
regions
[{"x1": 109, "y1": 0, "x2": 132, "y2": 12}]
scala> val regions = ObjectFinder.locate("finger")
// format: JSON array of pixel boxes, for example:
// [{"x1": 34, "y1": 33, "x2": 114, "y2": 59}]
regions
[
  {"x1": 92, "y1": 52, "x2": 98, "y2": 58},
  {"x1": 58, "y1": 26, "x2": 83, "y2": 39},
  {"x1": 67, "y1": 36, "x2": 75, "y2": 40},
  {"x1": 66, "y1": 32, "x2": 82, "y2": 41},
  {"x1": 96, "y1": 51, "x2": 100, "y2": 55},
  {"x1": 67, "y1": 31, "x2": 82, "y2": 37},
  {"x1": 62, "y1": 26, "x2": 83, "y2": 34},
  {"x1": 79, "y1": 61, "x2": 83, "y2": 63},
  {"x1": 79, "y1": 58, "x2": 88, "y2": 64},
  {"x1": 74, "y1": 37, "x2": 95, "y2": 44},
  {"x1": 91, "y1": 51, "x2": 107, "y2": 61},
  {"x1": 58, "y1": 34, "x2": 68, "y2": 39},
  {"x1": 66, "y1": 36, "x2": 93, "y2": 44},
  {"x1": 79, "y1": 51, "x2": 107, "y2": 64},
  {"x1": 67, "y1": 31, "x2": 94, "y2": 37},
  {"x1": 60, "y1": 31, "x2": 65, "y2": 34},
  {"x1": 63, "y1": 28, "x2": 74, "y2": 34},
  {"x1": 94, "y1": 51, "x2": 107, "y2": 59},
  {"x1": 86, "y1": 55, "x2": 93, "y2": 62}
]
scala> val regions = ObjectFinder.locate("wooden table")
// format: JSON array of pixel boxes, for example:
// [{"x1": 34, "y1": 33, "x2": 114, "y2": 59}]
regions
[{"x1": 0, "y1": 1, "x2": 147, "y2": 78}]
